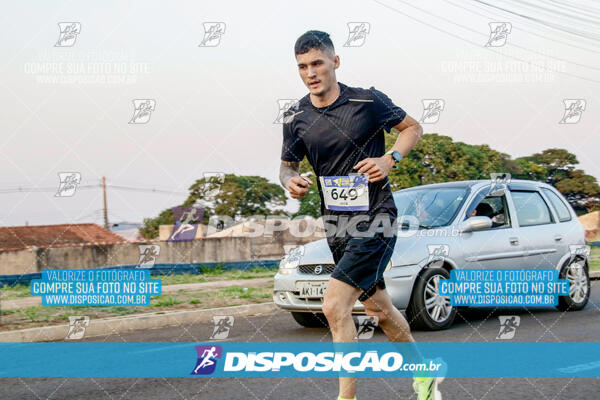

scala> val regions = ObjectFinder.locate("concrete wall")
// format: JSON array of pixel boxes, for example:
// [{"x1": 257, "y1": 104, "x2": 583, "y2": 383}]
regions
[
  {"x1": 578, "y1": 211, "x2": 600, "y2": 242},
  {"x1": 0, "y1": 249, "x2": 37, "y2": 275},
  {"x1": 0, "y1": 232, "x2": 320, "y2": 275}
]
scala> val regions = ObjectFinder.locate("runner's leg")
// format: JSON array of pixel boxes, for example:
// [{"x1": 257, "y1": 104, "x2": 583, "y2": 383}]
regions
[
  {"x1": 361, "y1": 287, "x2": 414, "y2": 342},
  {"x1": 322, "y1": 277, "x2": 363, "y2": 399}
]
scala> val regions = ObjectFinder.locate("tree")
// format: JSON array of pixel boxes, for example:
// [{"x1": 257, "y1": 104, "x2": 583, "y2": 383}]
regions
[
  {"x1": 385, "y1": 132, "x2": 520, "y2": 190},
  {"x1": 139, "y1": 174, "x2": 288, "y2": 239},
  {"x1": 293, "y1": 158, "x2": 321, "y2": 218},
  {"x1": 515, "y1": 149, "x2": 600, "y2": 214},
  {"x1": 294, "y1": 132, "x2": 522, "y2": 217}
]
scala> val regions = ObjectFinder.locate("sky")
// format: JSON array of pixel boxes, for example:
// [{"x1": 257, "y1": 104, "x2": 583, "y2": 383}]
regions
[{"x1": 0, "y1": 0, "x2": 599, "y2": 227}]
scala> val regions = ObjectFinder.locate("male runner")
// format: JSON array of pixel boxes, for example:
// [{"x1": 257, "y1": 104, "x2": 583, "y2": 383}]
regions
[{"x1": 279, "y1": 30, "x2": 443, "y2": 400}]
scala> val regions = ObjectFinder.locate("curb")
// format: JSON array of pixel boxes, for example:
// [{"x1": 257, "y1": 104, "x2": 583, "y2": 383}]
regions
[
  {"x1": 0, "y1": 302, "x2": 280, "y2": 342},
  {"x1": 591, "y1": 270, "x2": 600, "y2": 280}
]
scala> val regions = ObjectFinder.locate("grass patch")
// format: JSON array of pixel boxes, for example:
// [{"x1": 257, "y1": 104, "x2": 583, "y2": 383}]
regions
[
  {"x1": 590, "y1": 258, "x2": 600, "y2": 271},
  {"x1": 104, "y1": 306, "x2": 138, "y2": 316},
  {"x1": 218, "y1": 286, "x2": 272, "y2": 300},
  {"x1": 225, "y1": 267, "x2": 276, "y2": 280},
  {"x1": 199, "y1": 264, "x2": 227, "y2": 276},
  {"x1": 152, "y1": 295, "x2": 183, "y2": 307},
  {"x1": 1, "y1": 268, "x2": 276, "y2": 302},
  {"x1": 23, "y1": 306, "x2": 49, "y2": 322},
  {"x1": 156, "y1": 274, "x2": 209, "y2": 285},
  {"x1": 0, "y1": 273, "x2": 274, "y2": 331},
  {"x1": 0, "y1": 284, "x2": 31, "y2": 299}
]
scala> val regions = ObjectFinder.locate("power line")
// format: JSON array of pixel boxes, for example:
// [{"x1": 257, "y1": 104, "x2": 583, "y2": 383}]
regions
[
  {"x1": 444, "y1": 0, "x2": 600, "y2": 55},
  {"x1": 389, "y1": 0, "x2": 600, "y2": 72},
  {"x1": 0, "y1": 184, "x2": 188, "y2": 195},
  {"x1": 373, "y1": 0, "x2": 600, "y2": 84},
  {"x1": 0, "y1": 185, "x2": 98, "y2": 194},
  {"x1": 107, "y1": 185, "x2": 188, "y2": 195},
  {"x1": 473, "y1": 0, "x2": 600, "y2": 41}
]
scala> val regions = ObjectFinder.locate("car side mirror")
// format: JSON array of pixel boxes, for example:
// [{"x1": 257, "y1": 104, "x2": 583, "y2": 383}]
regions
[{"x1": 459, "y1": 216, "x2": 492, "y2": 233}]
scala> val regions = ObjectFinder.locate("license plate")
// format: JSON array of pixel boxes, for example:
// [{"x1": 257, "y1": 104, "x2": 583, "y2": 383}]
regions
[{"x1": 297, "y1": 281, "x2": 328, "y2": 298}]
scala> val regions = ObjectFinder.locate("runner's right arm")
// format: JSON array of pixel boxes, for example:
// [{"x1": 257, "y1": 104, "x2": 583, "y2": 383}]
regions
[{"x1": 279, "y1": 161, "x2": 312, "y2": 199}]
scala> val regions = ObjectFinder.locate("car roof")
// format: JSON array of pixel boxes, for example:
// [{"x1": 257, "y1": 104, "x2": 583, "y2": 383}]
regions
[{"x1": 394, "y1": 179, "x2": 549, "y2": 193}]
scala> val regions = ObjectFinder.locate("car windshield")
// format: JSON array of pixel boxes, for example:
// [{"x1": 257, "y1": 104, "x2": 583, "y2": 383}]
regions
[{"x1": 393, "y1": 187, "x2": 469, "y2": 228}]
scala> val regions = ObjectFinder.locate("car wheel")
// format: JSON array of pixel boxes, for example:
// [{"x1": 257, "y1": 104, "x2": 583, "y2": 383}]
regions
[
  {"x1": 406, "y1": 267, "x2": 456, "y2": 331},
  {"x1": 291, "y1": 312, "x2": 329, "y2": 328},
  {"x1": 557, "y1": 258, "x2": 590, "y2": 311}
]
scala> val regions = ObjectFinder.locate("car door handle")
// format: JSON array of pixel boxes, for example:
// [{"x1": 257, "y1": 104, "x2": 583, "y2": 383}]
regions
[
  {"x1": 509, "y1": 237, "x2": 519, "y2": 246},
  {"x1": 554, "y1": 235, "x2": 564, "y2": 242}
]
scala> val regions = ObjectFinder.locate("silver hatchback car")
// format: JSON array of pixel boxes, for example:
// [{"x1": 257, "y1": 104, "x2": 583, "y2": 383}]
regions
[{"x1": 273, "y1": 179, "x2": 591, "y2": 330}]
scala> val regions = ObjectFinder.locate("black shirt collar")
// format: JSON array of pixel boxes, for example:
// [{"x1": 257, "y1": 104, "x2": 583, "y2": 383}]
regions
[{"x1": 300, "y1": 82, "x2": 350, "y2": 111}]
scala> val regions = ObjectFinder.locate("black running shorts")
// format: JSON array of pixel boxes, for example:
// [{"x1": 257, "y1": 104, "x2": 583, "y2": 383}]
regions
[{"x1": 328, "y1": 230, "x2": 397, "y2": 302}]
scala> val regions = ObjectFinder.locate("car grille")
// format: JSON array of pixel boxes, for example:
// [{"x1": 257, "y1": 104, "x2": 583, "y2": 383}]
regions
[{"x1": 298, "y1": 264, "x2": 335, "y2": 275}]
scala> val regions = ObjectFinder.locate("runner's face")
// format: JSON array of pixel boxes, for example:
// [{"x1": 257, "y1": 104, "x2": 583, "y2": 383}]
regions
[{"x1": 296, "y1": 48, "x2": 339, "y2": 97}]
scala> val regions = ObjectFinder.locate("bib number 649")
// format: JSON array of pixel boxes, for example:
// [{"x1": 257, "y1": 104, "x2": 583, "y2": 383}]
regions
[{"x1": 331, "y1": 187, "x2": 358, "y2": 201}]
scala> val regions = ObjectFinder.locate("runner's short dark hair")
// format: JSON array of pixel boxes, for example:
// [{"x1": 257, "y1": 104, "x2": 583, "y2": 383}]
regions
[{"x1": 294, "y1": 30, "x2": 335, "y2": 57}]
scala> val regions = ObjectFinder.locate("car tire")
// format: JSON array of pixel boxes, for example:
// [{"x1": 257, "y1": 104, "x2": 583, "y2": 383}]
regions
[
  {"x1": 556, "y1": 258, "x2": 590, "y2": 312},
  {"x1": 291, "y1": 312, "x2": 329, "y2": 328},
  {"x1": 406, "y1": 267, "x2": 456, "y2": 331}
]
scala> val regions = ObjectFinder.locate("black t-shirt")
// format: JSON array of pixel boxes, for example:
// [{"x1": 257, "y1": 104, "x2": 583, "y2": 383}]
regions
[{"x1": 280, "y1": 82, "x2": 406, "y2": 232}]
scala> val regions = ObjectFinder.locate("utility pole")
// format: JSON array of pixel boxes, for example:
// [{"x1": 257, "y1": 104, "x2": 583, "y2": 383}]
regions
[{"x1": 102, "y1": 176, "x2": 109, "y2": 228}]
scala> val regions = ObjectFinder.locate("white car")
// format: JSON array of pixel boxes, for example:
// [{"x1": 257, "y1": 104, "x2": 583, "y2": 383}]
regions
[{"x1": 273, "y1": 179, "x2": 591, "y2": 330}]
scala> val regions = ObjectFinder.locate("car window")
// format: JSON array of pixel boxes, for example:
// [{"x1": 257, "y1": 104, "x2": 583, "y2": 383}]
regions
[
  {"x1": 465, "y1": 194, "x2": 511, "y2": 229},
  {"x1": 393, "y1": 187, "x2": 468, "y2": 228},
  {"x1": 542, "y1": 188, "x2": 572, "y2": 222},
  {"x1": 511, "y1": 191, "x2": 553, "y2": 227}
]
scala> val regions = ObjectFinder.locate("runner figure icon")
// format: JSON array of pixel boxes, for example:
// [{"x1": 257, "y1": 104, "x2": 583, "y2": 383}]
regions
[
  {"x1": 496, "y1": 315, "x2": 520, "y2": 340},
  {"x1": 193, "y1": 346, "x2": 218, "y2": 374}
]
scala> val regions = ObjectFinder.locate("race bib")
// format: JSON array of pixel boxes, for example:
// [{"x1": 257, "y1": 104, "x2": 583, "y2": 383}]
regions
[{"x1": 319, "y1": 174, "x2": 369, "y2": 211}]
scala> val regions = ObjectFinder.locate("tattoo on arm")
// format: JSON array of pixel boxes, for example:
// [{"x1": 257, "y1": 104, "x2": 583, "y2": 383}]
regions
[{"x1": 280, "y1": 161, "x2": 299, "y2": 188}]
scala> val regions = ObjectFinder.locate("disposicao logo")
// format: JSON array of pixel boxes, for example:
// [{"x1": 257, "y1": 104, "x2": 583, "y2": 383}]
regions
[{"x1": 191, "y1": 345, "x2": 222, "y2": 375}]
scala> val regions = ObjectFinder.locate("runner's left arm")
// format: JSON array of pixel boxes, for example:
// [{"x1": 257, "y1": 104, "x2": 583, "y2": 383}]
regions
[
  {"x1": 354, "y1": 115, "x2": 423, "y2": 182},
  {"x1": 385, "y1": 114, "x2": 423, "y2": 162}
]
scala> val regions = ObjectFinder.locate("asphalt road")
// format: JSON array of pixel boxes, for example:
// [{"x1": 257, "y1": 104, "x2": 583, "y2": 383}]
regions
[{"x1": 2, "y1": 280, "x2": 599, "y2": 399}]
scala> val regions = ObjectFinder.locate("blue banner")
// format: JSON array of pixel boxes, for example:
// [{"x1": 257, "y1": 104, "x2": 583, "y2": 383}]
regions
[
  {"x1": 439, "y1": 269, "x2": 570, "y2": 307},
  {"x1": 0, "y1": 342, "x2": 599, "y2": 377},
  {"x1": 30, "y1": 269, "x2": 161, "y2": 306}
]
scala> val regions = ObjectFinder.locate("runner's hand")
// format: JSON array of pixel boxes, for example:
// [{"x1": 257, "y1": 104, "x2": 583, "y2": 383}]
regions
[
  {"x1": 286, "y1": 176, "x2": 312, "y2": 199},
  {"x1": 353, "y1": 156, "x2": 394, "y2": 182}
]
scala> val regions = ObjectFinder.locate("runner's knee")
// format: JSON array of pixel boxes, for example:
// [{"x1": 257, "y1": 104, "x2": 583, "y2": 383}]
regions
[
  {"x1": 364, "y1": 306, "x2": 390, "y2": 324},
  {"x1": 322, "y1": 299, "x2": 352, "y2": 323}
]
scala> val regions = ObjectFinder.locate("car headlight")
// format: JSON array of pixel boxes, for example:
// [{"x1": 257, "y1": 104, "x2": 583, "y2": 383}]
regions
[
  {"x1": 278, "y1": 258, "x2": 295, "y2": 275},
  {"x1": 279, "y1": 245, "x2": 305, "y2": 275}
]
